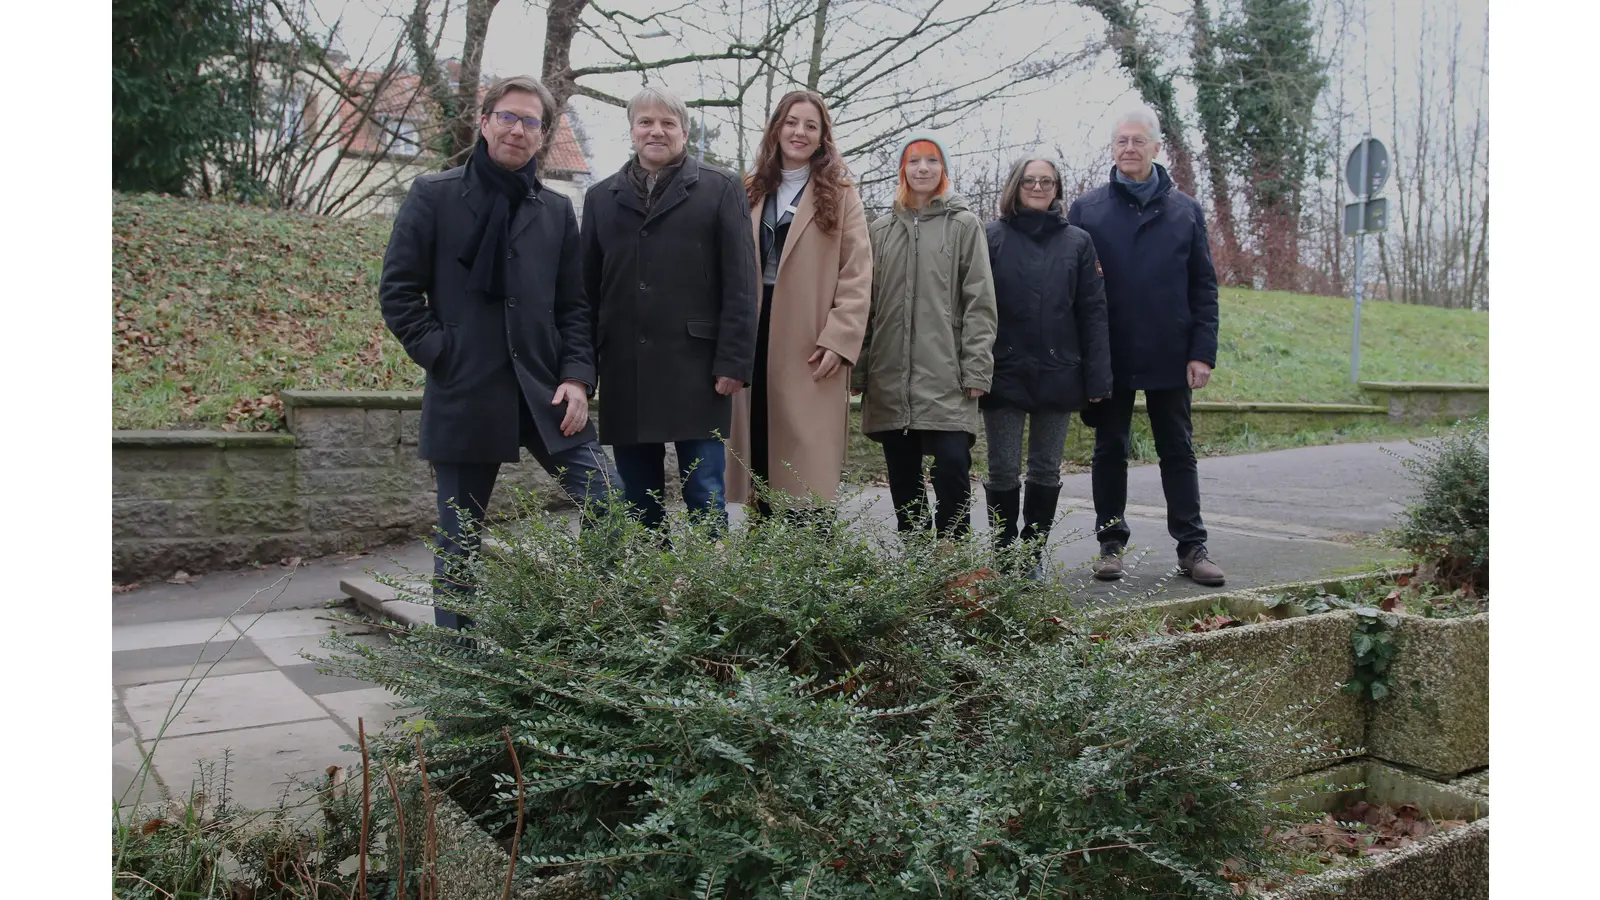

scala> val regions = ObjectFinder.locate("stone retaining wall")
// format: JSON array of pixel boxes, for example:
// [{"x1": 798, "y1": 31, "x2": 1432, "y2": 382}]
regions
[
  {"x1": 1358, "y1": 381, "x2": 1488, "y2": 423},
  {"x1": 112, "y1": 391, "x2": 566, "y2": 582}
]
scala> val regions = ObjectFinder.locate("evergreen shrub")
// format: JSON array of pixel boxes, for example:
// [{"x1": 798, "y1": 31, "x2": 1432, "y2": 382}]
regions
[{"x1": 327, "y1": 491, "x2": 1319, "y2": 898}]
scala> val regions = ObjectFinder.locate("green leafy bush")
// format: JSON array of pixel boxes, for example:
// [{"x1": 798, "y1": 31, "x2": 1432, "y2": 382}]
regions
[
  {"x1": 327, "y1": 492, "x2": 1316, "y2": 898},
  {"x1": 1388, "y1": 419, "x2": 1488, "y2": 593}
]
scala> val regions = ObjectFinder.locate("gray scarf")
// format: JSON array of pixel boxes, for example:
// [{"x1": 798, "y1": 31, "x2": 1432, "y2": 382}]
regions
[{"x1": 1114, "y1": 165, "x2": 1162, "y2": 208}]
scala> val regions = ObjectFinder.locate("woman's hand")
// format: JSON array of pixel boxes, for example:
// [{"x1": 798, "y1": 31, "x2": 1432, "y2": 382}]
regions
[{"x1": 808, "y1": 347, "x2": 843, "y2": 381}]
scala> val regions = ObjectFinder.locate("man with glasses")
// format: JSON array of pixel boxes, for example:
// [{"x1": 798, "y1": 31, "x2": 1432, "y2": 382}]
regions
[
  {"x1": 1067, "y1": 105, "x2": 1224, "y2": 586},
  {"x1": 380, "y1": 76, "x2": 619, "y2": 629}
]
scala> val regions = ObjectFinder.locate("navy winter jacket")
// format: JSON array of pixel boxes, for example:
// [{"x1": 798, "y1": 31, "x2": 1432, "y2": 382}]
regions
[{"x1": 1066, "y1": 164, "x2": 1219, "y2": 392}]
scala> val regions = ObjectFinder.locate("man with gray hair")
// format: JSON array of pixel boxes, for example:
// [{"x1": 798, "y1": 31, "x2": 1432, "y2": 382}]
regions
[
  {"x1": 581, "y1": 87, "x2": 758, "y2": 533},
  {"x1": 1067, "y1": 105, "x2": 1224, "y2": 586}
]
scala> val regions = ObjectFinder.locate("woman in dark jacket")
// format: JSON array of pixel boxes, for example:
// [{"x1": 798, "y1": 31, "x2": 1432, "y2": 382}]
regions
[{"x1": 982, "y1": 156, "x2": 1112, "y2": 577}]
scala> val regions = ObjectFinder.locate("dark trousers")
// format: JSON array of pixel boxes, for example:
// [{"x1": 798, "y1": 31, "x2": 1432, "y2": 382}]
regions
[
  {"x1": 751, "y1": 283, "x2": 780, "y2": 518},
  {"x1": 611, "y1": 438, "x2": 728, "y2": 531},
  {"x1": 1090, "y1": 386, "x2": 1207, "y2": 558},
  {"x1": 432, "y1": 395, "x2": 619, "y2": 630},
  {"x1": 877, "y1": 429, "x2": 973, "y2": 537}
]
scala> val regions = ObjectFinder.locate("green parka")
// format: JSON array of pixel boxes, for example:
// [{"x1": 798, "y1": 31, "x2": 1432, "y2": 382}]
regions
[{"x1": 854, "y1": 192, "x2": 998, "y2": 439}]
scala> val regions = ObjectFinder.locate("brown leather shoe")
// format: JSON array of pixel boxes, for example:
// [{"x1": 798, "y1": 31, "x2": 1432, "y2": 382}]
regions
[
  {"x1": 1093, "y1": 543, "x2": 1125, "y2": 581},
  {"x1": 1180, "y1": 547, "x2": 1226, "y2": 587}
]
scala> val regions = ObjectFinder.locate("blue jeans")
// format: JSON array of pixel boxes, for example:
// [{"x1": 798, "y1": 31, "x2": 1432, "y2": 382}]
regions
[{"x1": 611, "y1": 438, "x2": 727, "y2": 530}]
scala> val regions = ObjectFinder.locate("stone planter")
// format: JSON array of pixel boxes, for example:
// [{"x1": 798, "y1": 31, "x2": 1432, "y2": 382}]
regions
[
  {"x1": 420, "y1": 758, "x2": 1487, "y2": 900},
  {"x1": 1367, "y1": 612, "x2": 1488, "y2": 779},
  {"x1": 1102, "y1": 572, "x2": 1487, "y2": 781},
  {"x1": 424, "y1": 791, "x2": 594, "y2": 900},
  {"x1": 1150, "y1": 610, "x2": 1366, "y2": 778},
  {"x1": 1262, "y1": 761, "x2": 1488, "y2": 900}
]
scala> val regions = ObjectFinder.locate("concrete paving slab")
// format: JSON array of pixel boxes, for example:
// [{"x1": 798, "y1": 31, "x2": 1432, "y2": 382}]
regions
[
  {"x1": 279, "y1": 662, "x2": 375, "y2": 697},
  {"x1": 114, "y1": 735, "x2": 163, "y2": 809},
  {"x1": 113, "y1": 618, "x2": 242, "y2": 652},
  {"x1": 113, "y1": 639, "x2": 274, "y2": 687},
  {"x1": 251, "y1": 631, "x2": 388, "y2": 669},
  {"x1": 314, "y1": 687, "x2": 416, "y2": 739},
  {"x1": 146, "y1": 718, "x2": 358, "y2": 812},
  {"x1": 121, "y1": 670, "x2": 328, "y2": 739},
  {"x1": 112, "y1": 541, "x2": 436, "y2": 627},
  {"x1": 229, "y1": 605, "x2": 365, "y2": 640}
]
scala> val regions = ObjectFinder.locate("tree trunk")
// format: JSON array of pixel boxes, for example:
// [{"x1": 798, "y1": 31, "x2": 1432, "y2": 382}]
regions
[
  {"x1": 1190, "y1": 0, "x2": 1245, "y2": 285},
  {"x1": 806, "y1": 0, "x2": 830, "y2": 90},
  {"x1": 449, "y1": 0, "x2": 502, "y2": 165},
  {"x1": 1077, "y1": 0, "x2": 1198, "y2": 195},
  {"x1": 408, "y1": 0, "x2": 458, "y2": 164},
  {"x1": 539, "y1": 0, "x2": 589, "y2": 163}
]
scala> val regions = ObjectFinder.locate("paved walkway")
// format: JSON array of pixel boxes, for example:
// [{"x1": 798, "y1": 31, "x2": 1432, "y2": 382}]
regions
[{"x1": 113, "y1": 439, "x2": 1422, "y2": 813}]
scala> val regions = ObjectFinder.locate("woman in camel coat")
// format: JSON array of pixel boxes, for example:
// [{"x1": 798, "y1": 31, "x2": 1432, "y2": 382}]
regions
[{"x1": 726, "y1": 90, "x2": 872, "y2": 513}]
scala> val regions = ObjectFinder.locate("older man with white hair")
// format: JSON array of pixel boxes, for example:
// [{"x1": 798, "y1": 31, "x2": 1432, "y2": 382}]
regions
[{"x1": 1067, "y1": 105, "x2": 1224, "y2": 586}]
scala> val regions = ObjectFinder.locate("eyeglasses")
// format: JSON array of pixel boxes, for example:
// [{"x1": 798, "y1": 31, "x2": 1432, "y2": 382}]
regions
[
  {"x1": 490, "y1": 111, "x2": 543, "y2": 132},
  {"x1": 1114, "y1": 136, "x2": 1151, "y2": 149},
  {"x1": 1021, "y1": 177, "x2": 1058, "y2": 189}
]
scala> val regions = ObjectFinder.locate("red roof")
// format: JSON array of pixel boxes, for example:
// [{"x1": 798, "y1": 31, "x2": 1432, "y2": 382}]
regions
[{"x1": 330, "y1": 66, "x2": 590, "y2": 175}]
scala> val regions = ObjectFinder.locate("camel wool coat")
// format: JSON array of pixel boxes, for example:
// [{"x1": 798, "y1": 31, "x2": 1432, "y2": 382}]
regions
[{"x1": 725, "y1": 182, "x2": 872, "y2": 504}]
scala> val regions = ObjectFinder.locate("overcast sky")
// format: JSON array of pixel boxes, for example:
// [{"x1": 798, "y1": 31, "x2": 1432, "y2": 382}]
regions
[{"x1": 313, "y1": 0, "x2": 1487, "y2": 186}]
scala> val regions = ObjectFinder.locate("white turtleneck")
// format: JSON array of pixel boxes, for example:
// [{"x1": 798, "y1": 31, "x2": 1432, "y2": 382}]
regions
[{"x1": 776, "y1": 164, "x2": 810, "y2": 216}]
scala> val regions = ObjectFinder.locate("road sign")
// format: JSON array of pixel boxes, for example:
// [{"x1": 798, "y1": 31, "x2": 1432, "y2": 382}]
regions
[
  {"x1": 1342, "y1": 198, "x2": 1388, "y2": 235},
  {"x1": 1345, "y1": 138, "x2": 1390, "y2": 197}
]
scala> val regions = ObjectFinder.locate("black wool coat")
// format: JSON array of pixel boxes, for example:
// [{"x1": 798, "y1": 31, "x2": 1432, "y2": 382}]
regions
[
  {"x1": 980, "y1": 207, "x2": 1112, "y2": 413},
  {"x1": 581, "y1": 156, "x2": 759, "y2": 446},
  {"x1": 1066, "y1": 164, "x2": 1220, "y2": 392},
  {"x1": 379, "y1": 161, "x2": 597, "y2": 463}
]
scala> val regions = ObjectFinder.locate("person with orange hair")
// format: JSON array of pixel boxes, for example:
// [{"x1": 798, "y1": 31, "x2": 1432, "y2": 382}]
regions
[
  {"x1": 852, "y1": 136, "x2": 997, "y2": 539},
  {"x1": 726, "y1": 90, "x2": 872, "y2": 518}
]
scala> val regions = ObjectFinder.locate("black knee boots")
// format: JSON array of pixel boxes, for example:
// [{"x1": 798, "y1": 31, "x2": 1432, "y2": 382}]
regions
[{"x1": 1020, "y1": 483, "x2": 1062, "y2": 579}]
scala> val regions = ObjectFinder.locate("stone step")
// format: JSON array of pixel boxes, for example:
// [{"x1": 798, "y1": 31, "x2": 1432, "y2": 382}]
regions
[{"x1": 339, "y1": 576, "x2": 434, "y2": 630}]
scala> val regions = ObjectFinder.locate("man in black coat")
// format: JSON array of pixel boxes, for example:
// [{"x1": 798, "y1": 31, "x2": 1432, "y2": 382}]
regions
[
  {"x1": 581, "y1": 87, "x2": 758, "y2": 532},
  {"x1": 1067, "y1": 105, "x2": 1225, "y2": 586},
  {"x1": 380, "y1": 76, "x2": 620, "y2": 628}
]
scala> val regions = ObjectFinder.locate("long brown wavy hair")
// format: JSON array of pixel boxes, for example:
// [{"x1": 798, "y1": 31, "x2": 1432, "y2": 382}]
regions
[{"x1": 744, "y1": 90, "x2": 851, "y2": 235}]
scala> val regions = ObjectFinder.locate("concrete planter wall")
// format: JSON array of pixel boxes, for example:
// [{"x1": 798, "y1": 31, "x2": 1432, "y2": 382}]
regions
[
  {"x1": 1263, "y1": 761, "x2": 1488, "y2": 900},
  {"x1": 1152, "y1": 610, "x2": 1366, "y2": 778},
  {"x1": 112, "y1": 391, "x2": 570, "y2": 582},
  {"x1": 1367, "y1": 612, "x2": 1489, "y2": 778},
  {"x1": 1109, "y1": 573, "x2": 1488, "y2": 781},
  {"x1": 418, "y1": 753, "x2": 1487, "y2": 900}
]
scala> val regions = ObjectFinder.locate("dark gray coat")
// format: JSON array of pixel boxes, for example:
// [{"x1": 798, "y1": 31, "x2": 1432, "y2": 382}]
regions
[
  {"x1": 379, "y1": 162, "x2": 596, "y2": 463},
  {"x1": 981, "y1": 208, "x2": 1112, "y2": 412},
  {"x1": 581, "y1": 156, "x2": 758, "y2": 446}
]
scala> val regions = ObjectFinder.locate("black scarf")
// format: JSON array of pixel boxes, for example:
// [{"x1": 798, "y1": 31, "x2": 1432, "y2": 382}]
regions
[{"x1": 458, "y1": 139, "x2": 538, "y2": 301}]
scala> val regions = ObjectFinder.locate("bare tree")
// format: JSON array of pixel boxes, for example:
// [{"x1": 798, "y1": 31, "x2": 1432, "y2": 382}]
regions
[
  {"x1": 215, "y1": 0, "x2": 434, "y2": 217},
  {"x1": 1375, "y1": 0, "x2": 1487, "y2": 309},
  {"x1": 1072, "y1": 0, "x2": 1200, "y2": 196}
]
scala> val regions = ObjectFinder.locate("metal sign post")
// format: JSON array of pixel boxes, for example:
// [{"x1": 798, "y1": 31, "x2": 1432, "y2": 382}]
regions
[{"x1": 1343, "y1": 135, "x2": 1390, "y2": 382}]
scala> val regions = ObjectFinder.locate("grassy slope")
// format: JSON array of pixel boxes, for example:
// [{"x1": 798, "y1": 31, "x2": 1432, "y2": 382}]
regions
[
  {"x1": 113, "y1": 194, "x2": 418, "y2": 430},
  {"x1": 112, "y1": 193, "x2": 1487, "y2": 434}
]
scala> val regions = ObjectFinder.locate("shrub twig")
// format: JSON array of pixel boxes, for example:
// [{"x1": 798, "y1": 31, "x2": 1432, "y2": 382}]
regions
[{"x1": 502, "y1": 726, "x2": 526, "y2": 900}]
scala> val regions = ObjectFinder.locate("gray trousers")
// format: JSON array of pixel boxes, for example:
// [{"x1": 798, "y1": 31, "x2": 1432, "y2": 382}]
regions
[{"x1": 982, "y1": 407, "x2": 1071, "y2": 490}]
